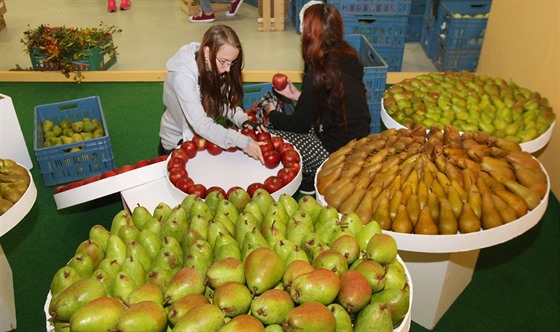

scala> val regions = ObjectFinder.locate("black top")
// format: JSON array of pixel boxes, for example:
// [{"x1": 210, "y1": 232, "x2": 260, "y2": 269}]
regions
[{"x1": 268, "y1": 53, "x2": 371, "y2": 153}]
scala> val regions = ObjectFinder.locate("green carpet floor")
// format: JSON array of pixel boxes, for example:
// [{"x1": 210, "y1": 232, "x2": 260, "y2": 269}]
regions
[{"x1": 0, "y1": 82, "x2": 558, "y2": 331}]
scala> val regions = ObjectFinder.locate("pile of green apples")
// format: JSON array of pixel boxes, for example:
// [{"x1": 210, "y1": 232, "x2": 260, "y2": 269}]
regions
[
  {"x1": 383, "y1": 71, "x2": 556, "y2": 143},
  {"x1": 47, "y1": 189, "x2": 410, "y2": 331},
  {"x1": 41, "y1": 117, "x2": 105, "y2": 150}
]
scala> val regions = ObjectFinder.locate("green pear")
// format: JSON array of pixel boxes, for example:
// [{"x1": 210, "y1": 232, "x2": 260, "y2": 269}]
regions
[
  {"x1": 82, "y1": 120, "x2": 97, "y2": 133},
  {"x1": 384, "y1": 264, "x2": 407, "y2": 290},
  {"x1": 356, "y1": 220, "x2": 382, "y2": 251},
  {"x1": 297, "y1": 195, "x2": 322, "y2": 222},
  {"x1": 50, "y1": 266, "x2": 82, "y2": 298},
  {"x1": 244, "y1": 247, "x2": 284, "y2": 295},
  {"x1": 120, "y1": 256, "x2": 146, "y2": 287},
  {"x1": 111, "y1": 271, "x2": 136, "y2": 302},
  {"x1": 286, "y1": 210, "x2": 314, "y2": 248},
  {"x1": 58, "y1": 119, "x2": 72, "y2": 130},
  {"x1": 166, "y1": 293, "x2": 210, "y2": 327},
  {"x1": 283, "y1": 301, "x2": 336, "y2": 332},
  {"x1": 183, "y1": 250, "x2": 210, "y2": 276},
  {"x1": 126, "y1": 240, "x2": 151, "y2": 271},
  {"x1": 118, "y1": 222, "x2": 140, "y2": 245},
  {"x1": 314, "y1": 216, "x2": 342, "y2": 245},
  {"x1": 213, "y1": 210, "x2": 236, "y2": 236},
  {"x1": 273, "y1": 239, "x2": 296, "y2": 264},
  {"x1": 163, "y1": 267, "x2": 206, "y2": 305},
  {"x1": 162, "y1": 205, "x2": 188, "y2": 242},
  {"x1": 89, "y1": 225, "x2": 110, "y2": 251},
  {"x1": 240, "y1": 227, "x2": 269, "y2": 261},
  {"x1": 42, "y1": 119, "x2": 54, "y2": 133},
  {"x1": 370, "y1": 283, "x2": 410, "y2": 327},
  {"x1": 117, "y1": 301, "x2": 167, "y2": 332},
  {"x1": 366, "y1": 233, "x2": 398, "y2": 266},
  {"x1": 126, "y1": 283, "x2": 164, "y2": 305},
  {"x1": 352, "y1": 258, "x2": 387, "y2": 293},
  {"x1": 206, "y1": 257, "x2": 245, "y2": 289},
  {"x1": 337, "y1": 270, "x2": 372, "y2": 314},
  {"x1": 339, "y1": 212, "x2": 364, "y2": 236},
  {"x1": 264, "y1": 324, "x2": 283, "y2": 332},
  {"x1": 243, "y1": 201, "x2": 265, "y2": 226},
  {"x1": 52, "y1": 125, "x2": 62, "y2": 137},
  {"x1": 264, "y1": 201, "x2": 290, "y2": 226},
  {"x1": 327, "y1": 303, "x2": 353, "y2": 332},
  {"x1": 131, "y1": 204, "x2": 152, "y2": 229},
  {"x1": 312, "y1": 249, "x2": 348, "y2": 276},
  {"x1": 172, "y1": 303, "x2": 225, "y2": 331},
  {"x1": 143, "y1": 217, "x2": 163, "y2": 237},
  {"x1": 330, "y1": 234, "x2": 360, "y2": 265},
  {"x1": 251, "y1": 289, "x2": 294, "y2": 325},
  {"x1": 220, "y1": 315, "x2": 265, "y2": 332},
  {"x1": 214, "y1": 242, "x2": 241, "y2": 262},
  {"x1": 105, "y1": 234, "x2": 127, "y2": 265},
  {"x1": 152, "y1": 248, "x2": 182, "y2": 275},
  {"x1": 205, "y1": 189, "x2": 225, "y2": 215},
  {"x1": 188, "y1": 199, "x2": 213, "y2": 221},
  {"x1": 286, "y1": 245, "x2": 310, "y2": 266},
  {"x1": 71, "y1": 121, "x2": 84, "y2": 133},
  {"x1": 145, "y1": 266, "x2": 173, "y2": 292},
  {"x1": 300, "y1": 232, "x2": 327, "y2": 260},
  {"x1": 278, "y1": 193, "x2": 299, "y2": 218},
  {"x1": 152, "y1": 201, "x2": 172, "y2": 221},
  {"x1": 110, "y1": 210, "x2": 133, "y2": 235},
  {"x1": 282, "y1": 260, "x2": 314, "y2": 290},
  {"x1": 187, "y1": 239, "x2": 213, "y2": 264},
  {"x1": 228, "y1": 187, "x2": 252, "y2": 211},
  {"x1": 189, "y1": 213, "x2": 210, "y2": 241},
  {"x1": 215, "y1": 199, "x2": 240, "y2": 225},
  {"x1": 261, "y1": 216, "x2": 287, "y2": 248},
  {"x1": 69, "y1": 297, "x2": 124, "y2": 332},
  {"x1": 92, "y1": 269, "x2": 114, "y2": 295},
  {"x1": 213, "y1": 281, "x2": 252, "y2": 317},
  {"x1": 234, "y1": 211, "x2": 260, "y2": 244},
  {"x1": 207, "y1": 219, "x2": 233, "y2": 249},
  {"x1": 137, "y1": 228, "x2": 161, "y2": 260},
  {"x1": 251, "y1": 188, "x2": 275, "y2": 215},
  {"x1": 75, "y1": 239, "x2": 105, "y2": 270},
  {"x1": 180, "y1": 193, "x2": 199, "y2": 213},
  {"x1": 48, "y1": 278, "x2": 106, "y2": 322},
  {"x1": 97, "y1": 258, "x2": 121, "y2": 279},
  {"x1": 67, "y1": 254, "x2": 94, "y2": 279},
  {"x1": 290, "y1": 268, "x2": 340, "y2": 305},
  {"x1": 181, "y1": 228, "x2": 204, "y2": 253},
  {"x1": 353, "y1": 302, "x2": 393, "y2": 332}
]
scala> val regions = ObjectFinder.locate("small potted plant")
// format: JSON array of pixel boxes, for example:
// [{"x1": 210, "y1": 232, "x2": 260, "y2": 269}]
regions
[{"x1": 21, "y1": 22, "x2": 121, "y2": 81}]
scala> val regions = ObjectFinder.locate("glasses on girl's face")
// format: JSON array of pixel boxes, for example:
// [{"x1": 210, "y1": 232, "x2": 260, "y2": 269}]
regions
[{"x1": 216, "y1": 57, "x2": 237, "y2": 67}]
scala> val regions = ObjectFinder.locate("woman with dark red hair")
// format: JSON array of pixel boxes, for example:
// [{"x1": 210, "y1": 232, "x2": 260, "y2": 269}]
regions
[{"x1": 264, "y1": 3, "x2": 371, "y2": 194}]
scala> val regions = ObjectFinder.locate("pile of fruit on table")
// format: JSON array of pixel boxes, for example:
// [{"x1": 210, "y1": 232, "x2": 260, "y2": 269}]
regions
[
  {"x1": 47, "y1": 190, "x2": 411, "y2": 331},
  {"x1": 41, "y1": 117, "x2": 105, "y2": 150},
  {"x1": 0, "y1": 159, "x2": 31, "y2": 216}
]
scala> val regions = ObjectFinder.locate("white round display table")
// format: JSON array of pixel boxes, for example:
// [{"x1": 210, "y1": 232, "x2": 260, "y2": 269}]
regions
[{"x1": 0, "y1": 167, "x2": 37, "y2": 331}]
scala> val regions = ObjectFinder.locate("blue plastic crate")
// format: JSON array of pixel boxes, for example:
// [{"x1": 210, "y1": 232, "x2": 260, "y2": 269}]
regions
[
  {"x1": 432, "y1": 38, "x2": 481, "y2": 71},
  {"x1": 242, "y1": 82, "x2": 274, "y2": 110},
  {"x1": 406, "y1": 14, "x2": 424, "y2": 41},
  {"x1": 343, "y1": 15, "x2": 409, "y2": 48},
  {"x1": 420, "y1": 17, "x2": 437, "y2": 59},
  {"x1": 34, "y1": 96, "x2": 116, "y2": 186},
  {"x1": 330, "y1": 0, "x2": 412, "y2": 16},
  {"x1": 345, "y1": 34, "x2": 388, "y2": 133},
  {"x1": 423, "y1": 0, "x2": 469, "y2": 35},
  {"x1": 410, "y1": 0, "x2": 427, "y2": 15},
  {"x1": 374, "y1": 45, "x2": 405, "y2": 72},
  {"x1": 439, "y1": 1, "x2": 491, "y2": 49},
  {"x1": 368, "y1": 103, "x2": 383, "y2": 133}
]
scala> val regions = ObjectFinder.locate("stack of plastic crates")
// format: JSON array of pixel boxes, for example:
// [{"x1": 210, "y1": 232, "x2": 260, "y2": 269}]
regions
[
  {"x1": 407, "y1": 0, "x2": 427, "y2": 42},
  {"x1": 421, "y1": 0, "x2": 492, "y2": 71},
  {"x1": 292, "y1": 0, "x2": 411, "y2": 72}
]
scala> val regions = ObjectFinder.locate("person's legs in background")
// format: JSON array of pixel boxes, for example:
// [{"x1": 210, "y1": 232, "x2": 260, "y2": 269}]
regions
[
  {"x1": 189, "y1": 0, "x2": 244, "y2": 23},
  {"x1": 108, "y1": 0, "x2": 131, "y2": 12}
]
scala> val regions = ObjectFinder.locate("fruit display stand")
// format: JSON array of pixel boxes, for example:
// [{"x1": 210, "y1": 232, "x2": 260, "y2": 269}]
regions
[
  {"x1": 0, "y1": 94, "x2": 33, "y2": 170},
  {"x1": 0, "y1": 166, "x2": 37, "y2": 331},
  {"x1": 120, "y1": 148, "x2": 302, "y2": 213},
  {"x1": 315, "y1": 165, "x2": 550, "y2": 330}
]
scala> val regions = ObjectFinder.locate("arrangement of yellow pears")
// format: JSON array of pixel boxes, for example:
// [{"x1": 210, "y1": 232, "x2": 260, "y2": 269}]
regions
[
  {"x1": 316, "y1": 124, "x2": 548, "y2": 235},
  {"x1": 383, "y1": 71, "x2": 556, "y2": 143},
  {"x1": 0, "y1": 159, "x2": 31, "y2": 216},
  {"x1": 41, "y1": 117, "x2": 105, "y2": 151},
  {"x1": 47, "y1": 190, "x2": 411, "y2": 331}
]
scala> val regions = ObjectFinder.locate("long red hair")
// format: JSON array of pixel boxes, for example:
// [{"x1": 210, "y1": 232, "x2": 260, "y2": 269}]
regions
[
  {"x1": 197, "y1": 25, "x2": 244, "y2": 120},
  {"x1": 301, "y1": 4, "x2": 359, "y2": 128}
]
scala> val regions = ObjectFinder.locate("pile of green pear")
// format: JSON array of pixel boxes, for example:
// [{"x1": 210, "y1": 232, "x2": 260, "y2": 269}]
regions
[
  {"x1": 41, "y1": 117, "x2": 105, "y2": 151},
  {"x1": 0, "y1": 159, "x2": 31, "y2": 216},
  {"x1": 383, "y1": 71, "x2": 556, "y2": 143},
  {"x1": 48, "y1": 189, "x2": 410, "y2": 331}
]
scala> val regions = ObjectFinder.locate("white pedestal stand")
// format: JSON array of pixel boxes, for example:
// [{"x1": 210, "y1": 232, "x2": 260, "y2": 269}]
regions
[{"x1": 0, "y1": 245, "x2": 16, "y2": 331}]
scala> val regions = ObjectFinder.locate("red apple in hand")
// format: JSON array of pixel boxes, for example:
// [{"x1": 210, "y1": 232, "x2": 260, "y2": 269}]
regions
[
  {"x1": 256, "y1": 131, "x2": 272, "y2": 142},
  {"x1": 271, "y1": 136, "x2": 284, "y2": 150},
  {"x1": 272, "y1": 73, "x2": 288, "y2": 90}
]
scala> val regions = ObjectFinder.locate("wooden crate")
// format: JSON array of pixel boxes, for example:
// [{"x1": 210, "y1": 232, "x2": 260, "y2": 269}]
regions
[
  {"x1": 180, "y1": 0, "x2": 230, "y2": 16},
  {"x1": 258, "y1": 0, "x2": 284, "y2": 32}
]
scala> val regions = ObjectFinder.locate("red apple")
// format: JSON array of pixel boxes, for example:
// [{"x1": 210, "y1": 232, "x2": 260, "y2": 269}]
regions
[
  {"x1": 277, "y1": 142, "x2": 295, "y2": 155},
  {"x1": 283, "y1": 162, "x2": 301, "y2": 174},
  {"x1": 264, "y1": 175, "x2": 285, "y2": 193},
  {"x1": 176, "y1": 177, "x2": 194, "y2": 193},
  {"x1": 277, "y1": 167, "x2": 297, "y2": 184},
  {"x1": 207, "y1": 186, "x2": 227, "y2": 199},
  {"x1": 206, "y1": 142, "x2": 223, "y2": 156},
  {"x1": 171, "y1": 148, "x2": 189, "y2": 162},
  {"x1": 167, "y1": 157, "x2": 186, "y2": 172},
  {"x1": 272, "y1": 73, "x2": 288, "y2": 90},
  {"x1": 247, "y1": 182, "x2": 266, "y2": 197},
  {"x1": 226, "y1": 186, "x2": 243, "y2": 199},
  {"x1": 180, "y1": 141, "x2": 198, "y2": 159},
  {"x1": 256, "y1": 131, "x2": 272, "y2": 142},
  {"x1": 134, "y1": 159, "x2": 151, "y2": 169},
  {"x1": 118, "y1": 165, "x2": 135, "y2": 174},
  {"x1": 263, "y1": 150, "x2": 281, "y2": 169},
  {"x1": 100, "y1": 169, "x2": 118, "y2": 179},
  {"x1": 168, "y1": 167, "x2": 188, "y2": 186},
  {"x1": 281, "y1": 149, "x2": 300, "y2": 164},
  {"x1": 259, "y1": 140, "x2": 275, "y2": 154},
  {"x1": 192, "y1": 134, "x2": 208, "y2": 151},
  {"x1": 188, "y1": 184, "x2": 207, "y2": 198},
  {"x1": 54, "y1": 185, "x2": 67, "y2": 194},
  {"x1": 271, "y1": 136, "x2": 284, "y2": 150}
]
